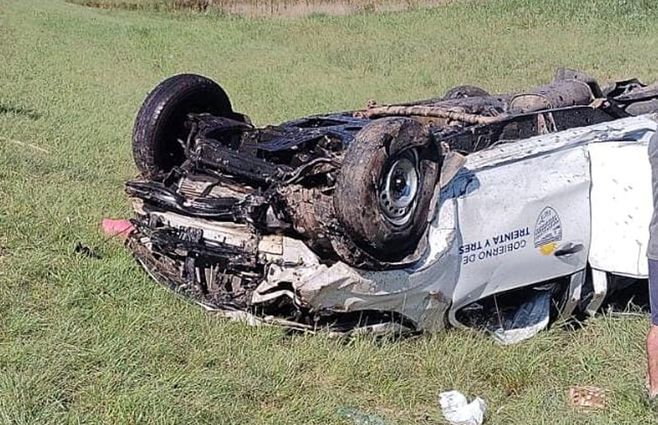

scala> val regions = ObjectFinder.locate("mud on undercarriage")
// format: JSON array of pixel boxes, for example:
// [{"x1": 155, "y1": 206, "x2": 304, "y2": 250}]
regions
[{"x1": 125, "y1": 69, "x2": 658, "y2": 335}]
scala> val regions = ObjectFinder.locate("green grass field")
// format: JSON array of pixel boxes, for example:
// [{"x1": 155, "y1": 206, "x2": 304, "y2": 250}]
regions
[{"x1": 2, "y1": 0, "x2": 658, "y2": 423}]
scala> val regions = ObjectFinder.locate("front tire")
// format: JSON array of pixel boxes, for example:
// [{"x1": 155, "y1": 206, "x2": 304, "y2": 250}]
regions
[
  {"x1": 334, "y1": 118, "x2": 441, "y2": 262},
  {"x1": 132, "y1": 74, "x2": 235, "y2": 179}
]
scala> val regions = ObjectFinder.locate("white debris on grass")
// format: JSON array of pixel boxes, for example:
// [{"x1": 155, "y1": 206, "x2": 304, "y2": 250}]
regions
[{"x1": 439, "y1": 390, "x2": 487, "y2": 425}]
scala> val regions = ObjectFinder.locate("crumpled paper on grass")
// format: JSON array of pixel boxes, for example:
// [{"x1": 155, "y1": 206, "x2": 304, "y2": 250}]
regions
[{"x1": 439, "y1": 390, "x2": 486, "y2": 425}]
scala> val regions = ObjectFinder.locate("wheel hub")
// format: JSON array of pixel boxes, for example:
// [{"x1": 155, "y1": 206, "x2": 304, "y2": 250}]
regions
[{"x1": 378, "y1": 150, "x2": 420, "y2": 226}]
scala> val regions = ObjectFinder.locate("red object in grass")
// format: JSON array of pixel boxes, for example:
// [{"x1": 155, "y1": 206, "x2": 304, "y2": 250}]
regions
[{"x1": 101, "y1": 218, "x2": 134, "y2": 240}]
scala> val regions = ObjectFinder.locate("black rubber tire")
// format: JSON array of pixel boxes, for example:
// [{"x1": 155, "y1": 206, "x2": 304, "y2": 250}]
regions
[
  {"x1": 132, "y1": 74, "x2": 234, "y2": 179},
  {"x1": 444, "y1": 85, "x2": 490, "y2": 99},
  {"x1": 334, "y1": 118, "x2": 441, "y2": 262}
]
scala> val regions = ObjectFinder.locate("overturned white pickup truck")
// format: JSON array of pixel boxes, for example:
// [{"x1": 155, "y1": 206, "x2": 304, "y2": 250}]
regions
[{"x1": 126, "y1": 69, "x2": 658, "y2": 341}]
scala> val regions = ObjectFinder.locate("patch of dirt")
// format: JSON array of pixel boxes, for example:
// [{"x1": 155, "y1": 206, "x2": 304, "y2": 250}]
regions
[
  {"x1": 218, "y1": 0, "x2": 453, "y2": 17},
  {"x1": 73, "y1": 0, "x2": 455, "y2": 17},
  {"x1": 77, "y1": 0, "x2": 213, "y2": 11}
]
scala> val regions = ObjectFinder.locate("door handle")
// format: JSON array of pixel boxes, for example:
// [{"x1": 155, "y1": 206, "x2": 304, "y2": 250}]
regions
[{"x1": 554, "y1": 243, "x2": 584, "y2": 257}]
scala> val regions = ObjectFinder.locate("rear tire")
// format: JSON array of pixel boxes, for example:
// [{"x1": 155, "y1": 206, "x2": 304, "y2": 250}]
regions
[
  {"x1": 334, "y1": 118, "x2": 441, "y2": 262},
  {"x1": 132, "y1": 74, "x2": 235, "y2": 179},
  {"x1": 444, "y1": 85, "x2": 489, "y2": 99}
]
